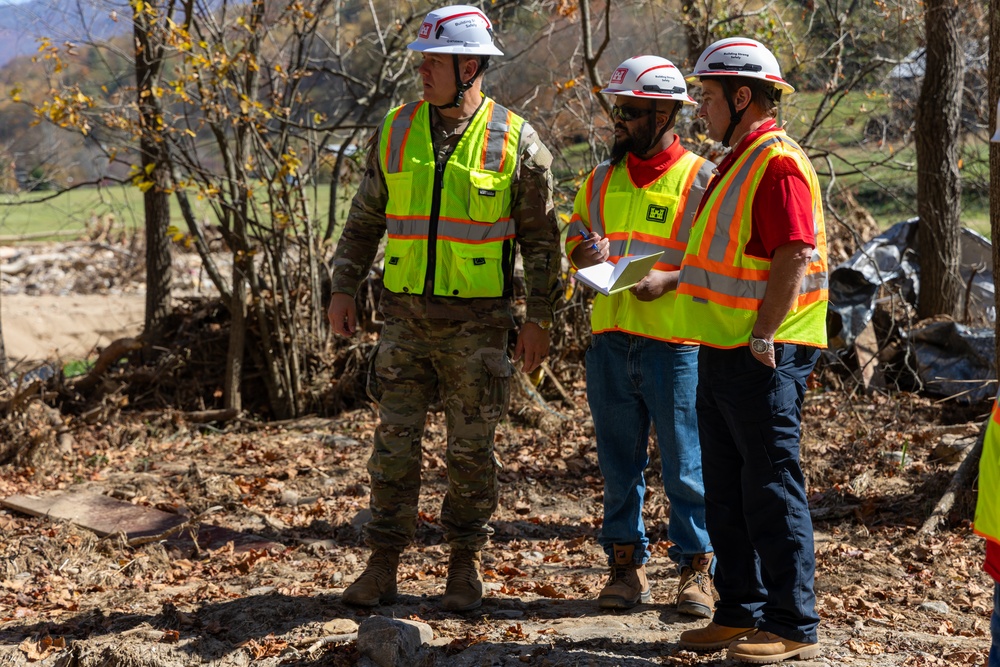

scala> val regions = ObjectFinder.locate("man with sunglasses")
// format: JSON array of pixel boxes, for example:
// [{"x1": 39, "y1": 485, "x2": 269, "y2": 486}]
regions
[
  {"x1": 673, "y1": 37, "x2": 829, "y2": 663},
  {"x1": 328, "y1": 5, "x2": 561, "y2": 612},
  {"x1": 565, "y1": 55, "x2": 716, "y2": 616}
]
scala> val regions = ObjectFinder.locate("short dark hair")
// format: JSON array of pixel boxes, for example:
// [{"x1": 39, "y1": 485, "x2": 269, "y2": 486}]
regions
[{"x1": 460, "y1": 54, "x2": 490, "y2": 80}]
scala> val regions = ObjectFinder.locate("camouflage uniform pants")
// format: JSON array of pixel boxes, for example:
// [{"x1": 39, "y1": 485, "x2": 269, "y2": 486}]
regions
[{"x1": 365, "y1": 317, "x2": 512, "y2": 552}]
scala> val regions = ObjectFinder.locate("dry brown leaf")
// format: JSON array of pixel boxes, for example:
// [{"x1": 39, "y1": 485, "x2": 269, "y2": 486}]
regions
[{"x1": 18, "y1": 635, "x2": 65, "y2": 661}]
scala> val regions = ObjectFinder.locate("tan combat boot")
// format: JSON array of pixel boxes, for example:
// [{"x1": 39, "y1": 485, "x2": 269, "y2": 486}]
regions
[
  {"x1": 597, "y1": 544, "x2": 651, "y2": 609},
  {"x1": 676, "y1": 552, "x2": 716, "y2": 618},
  {"x1": 441, "y1": 549, "x2": 484, "y2": 612},
  {"x1": 341, "y1": 549, "x2": 399, "y2": 607}
]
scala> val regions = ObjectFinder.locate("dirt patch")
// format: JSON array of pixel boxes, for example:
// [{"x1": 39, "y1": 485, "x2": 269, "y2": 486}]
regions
[{"x1": 2, "y1": 293, "x2": 146, "y2": 366}]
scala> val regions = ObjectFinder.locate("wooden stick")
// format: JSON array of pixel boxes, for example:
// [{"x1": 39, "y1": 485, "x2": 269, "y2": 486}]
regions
[
  {"x1": 917, "y1": 420, "x2": 986, "y2": 537},
  {"x1": 539, "y1": 360, "x2": 575, "y2": 405},
  {"x1": 72, "y1": 337, "x2": 144, "y2": 393}
]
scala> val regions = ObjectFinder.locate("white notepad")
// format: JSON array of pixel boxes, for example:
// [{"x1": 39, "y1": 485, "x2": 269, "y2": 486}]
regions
[{"x1": 573, "y1": 251, "x2": 664, "y2": 296}]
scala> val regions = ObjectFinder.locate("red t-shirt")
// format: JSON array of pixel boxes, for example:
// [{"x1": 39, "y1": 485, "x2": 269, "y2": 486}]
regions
[
  {"x1": 626, "y1": 135, "x2": 686, "y2": 189},
  {"x1": 700, "y1": 120, "x2": 816, "y2": 260},
  {"x1": 986, "y1": 539, "x2": 1000, "y2": 584}
]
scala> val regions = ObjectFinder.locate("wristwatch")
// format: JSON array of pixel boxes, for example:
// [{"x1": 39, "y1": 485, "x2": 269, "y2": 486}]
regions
[
  {"x1": 526, "y1": 318, "x2": 553, "y2": 330},
  {"x1": 749, "y1": 334, "x2": 773, "y2": 354}
]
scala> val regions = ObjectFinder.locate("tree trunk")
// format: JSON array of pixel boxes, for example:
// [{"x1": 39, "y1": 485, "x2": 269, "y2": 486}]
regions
[
  {"x1": 990, "y1": 0, "x2": 1000, "y2": 376},
  {"x1": 914, "y1": 0, "x2": 964, "y2": 320},
  {"x1": 0, "y1": 288, "x2": 6, "y2": 377},
  {"x1": 223, "y1": 254, "x2": 248, "y2": 412},
  {"x1": 134, "y1": 2, "x2": 173, "y2": 344},
  {"x1": 681, "y1": 1, "x2": 707, "y2": 68}
]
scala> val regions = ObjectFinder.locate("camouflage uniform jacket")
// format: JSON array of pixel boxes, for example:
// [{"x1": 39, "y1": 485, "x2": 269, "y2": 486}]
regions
[{"x1": 330, "y1": 96, "x2": 561, "y2": 329}]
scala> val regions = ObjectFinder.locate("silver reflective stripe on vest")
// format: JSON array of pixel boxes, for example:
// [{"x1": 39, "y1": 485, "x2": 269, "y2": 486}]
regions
[
  {"x1": 588, "y1": 163, "x2": 612, "y2": 237},
  {"x1": 682, "y1": 262, "x2": 828, "y2": 300},
  {"x1": 386, "y1": 217, "x2": 515, "y2": 242},
  {"x1": 681, "y1": 265, "x2": 767, "y2": 300},
  {"x1": 679, "y1": 161, "x2": 716, "y2": 246},
  {"x1": 804, "y1": 269, "x2": 828, "y2": 293},
  {"x1": 385, "y1": 102, "x2": 421, "y2": 175},
  {"x1": 482, "y1": 103, "x2": 512, "y2": 171},
  {"x1": 626, "y1": 239, "x2": 684, "y2": 266},
  {"x1": 707, "y1": 136, "x2": 781, "y2": 262},
  {"x1": 438, "y1": 218, "x2": 515, "y2": 241},
  {"x1": 385, "y1": 216, "x2": 426, "y2": 237},
  {"x1": 606, "y1": 239, "x2": 628, "y2": 257}
]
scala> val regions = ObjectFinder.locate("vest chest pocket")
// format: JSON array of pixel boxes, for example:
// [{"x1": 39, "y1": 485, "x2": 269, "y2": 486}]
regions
[
  {"x1": 637, "y1": 191, "x2": 680, "y2": 232},
  {"x1": 435, "y1": 240, "x2": 505, "y2": 298},
  {"x1": 383, "y1": 237, "x2": 427, "y2": 294},
  {"x1": 384, "y1": 171, "x2": 413, "y2": 217},
  {"x1": 468, "y1": 170, "x2": 512, "y2": 223}
]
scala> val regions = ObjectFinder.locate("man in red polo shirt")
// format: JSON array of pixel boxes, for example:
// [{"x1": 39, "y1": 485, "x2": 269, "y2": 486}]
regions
[{"x1": 673, "y1": 37, "x2": 829, "y2": 663}]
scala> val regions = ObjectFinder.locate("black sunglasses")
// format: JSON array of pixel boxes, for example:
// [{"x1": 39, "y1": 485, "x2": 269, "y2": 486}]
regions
[{"x1": 610, "y1": 105, "x2": 655, "y2": 122}]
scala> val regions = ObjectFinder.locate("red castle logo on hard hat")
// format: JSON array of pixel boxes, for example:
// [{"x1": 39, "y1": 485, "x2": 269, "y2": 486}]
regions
[
  {"x1": 610, "y1": 68, "x2": 628, "y2": 85},
  {"x1": 418, "y1": 22, "x2": 432, "y2": 39}
]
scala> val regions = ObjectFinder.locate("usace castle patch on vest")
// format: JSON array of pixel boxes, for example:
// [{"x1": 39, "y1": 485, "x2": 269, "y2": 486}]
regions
[{"x1": 646, "y1": 204, "x2": 669, "y2": 223}]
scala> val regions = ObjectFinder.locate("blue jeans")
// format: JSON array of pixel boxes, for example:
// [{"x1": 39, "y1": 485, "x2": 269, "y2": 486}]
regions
[
  {"x1": 991, "y1": 582, "x2": 1000, "y2": 667},
  {"x1": 697, "y1": 343, "x2": 820, "y2": 644},
  {"x1": 586, "y1": 331, "x2": 711, "y2": 568}
]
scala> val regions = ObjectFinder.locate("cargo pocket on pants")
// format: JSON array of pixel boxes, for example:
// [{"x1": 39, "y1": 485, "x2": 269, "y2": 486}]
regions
[
  {"x1": 479, "y1": 349, "x2": 513, "y2": 423},
  {"x1": 365, "y1": 340, "x2": 383, "y2": 405}
]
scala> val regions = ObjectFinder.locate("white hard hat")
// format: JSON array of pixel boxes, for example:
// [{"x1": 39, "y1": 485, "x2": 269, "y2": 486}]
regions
[
  {"x1": 601, "y1": 55, "x2": 696, "y2": 105},
  {"x1": 687, "y1": 37, "x2": 794, "y2": 94},
  {"x1": 408, "y1": 5, "x2": 504, "y2": 56}
]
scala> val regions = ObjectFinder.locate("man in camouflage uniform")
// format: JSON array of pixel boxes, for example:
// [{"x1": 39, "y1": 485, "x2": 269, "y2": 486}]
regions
[{"x1": 327, "y1": 4, "x2": 561, "y2": 612}]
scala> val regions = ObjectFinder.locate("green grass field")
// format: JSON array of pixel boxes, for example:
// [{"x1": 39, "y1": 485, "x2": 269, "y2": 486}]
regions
[{"x1": 0, "y1": 184, "x2": 354, "y2": 242}]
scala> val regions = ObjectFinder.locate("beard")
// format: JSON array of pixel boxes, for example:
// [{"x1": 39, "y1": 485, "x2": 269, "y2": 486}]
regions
[{"x1": 609, "y1": 117, "x2": 658, "y2": 166}]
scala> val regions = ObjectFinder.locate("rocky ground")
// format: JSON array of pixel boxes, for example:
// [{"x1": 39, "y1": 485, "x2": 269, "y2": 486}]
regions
[{"x1": 0, "y1": 241, "x2": 995, "y2": 666}]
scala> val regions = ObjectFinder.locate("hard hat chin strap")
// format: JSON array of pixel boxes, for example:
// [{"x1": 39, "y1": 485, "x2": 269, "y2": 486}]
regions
[
  {"x1": 434, "y1": 55, "x2": 488, "y2": 110},
  {"x1": 720, "y1": 79, "x2": 747, "y2": 148},
  {"x1": 642, "y1": 102, "x2": 680, "y2": 155}
]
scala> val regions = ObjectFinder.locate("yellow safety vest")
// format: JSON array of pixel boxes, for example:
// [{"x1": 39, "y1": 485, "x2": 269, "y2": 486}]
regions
[
  {"x1": 379, "y1": 97, "x2": 524, "y2": 299},
  {"x1": 566, "y1": 151, "x2": 714, "y2": 339},
  {"x1": 673, "y1": 130, "x2": 829, "y2": 348},
  {"x1": 975, "y1": 396, "x2": 1000, "y2": 545}
]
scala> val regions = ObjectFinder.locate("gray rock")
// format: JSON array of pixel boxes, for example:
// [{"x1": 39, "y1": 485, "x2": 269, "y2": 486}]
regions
[
  {"x1": 357, "y1": 616, "x2": 434, "y2": 667},
  {"x1": 918, "y1": 600, "x2": 950, "y2": 615}
]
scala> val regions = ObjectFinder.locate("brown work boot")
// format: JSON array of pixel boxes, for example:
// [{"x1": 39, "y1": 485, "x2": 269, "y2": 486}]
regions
[
  {"x1": 441, "y1": 549, "x2": 484, "y2": 612},
  {"x1": 678, "y1": 621, "x2": 757, "y2": 652},
  {"x1": 676, "y1": 552, "x2": 716, "y2": 618},
  {"x1": 727, "y1": 631, "x2": 821, "y2": 663},
  {"x1": 597, "y1": 544, "x2": 651, "y2": 609},
  {"x1": 341, "y1": 549, "x2": 399, "y2": 607}
]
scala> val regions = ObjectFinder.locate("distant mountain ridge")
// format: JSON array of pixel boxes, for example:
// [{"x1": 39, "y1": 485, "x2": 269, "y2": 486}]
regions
[{"x1": 0, "y1": 0, "x2": 125, "y2": 67}]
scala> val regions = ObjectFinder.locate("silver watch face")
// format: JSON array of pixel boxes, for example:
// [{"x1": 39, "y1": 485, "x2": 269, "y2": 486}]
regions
[{"x1": 751, "y1": 337, "x2": 770, "y2": 354}]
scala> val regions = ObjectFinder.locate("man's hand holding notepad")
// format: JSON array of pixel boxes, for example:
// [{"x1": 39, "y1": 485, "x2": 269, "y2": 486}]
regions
[{"x1": 573, "y1": 251, "x2": 664, "y2": 296}]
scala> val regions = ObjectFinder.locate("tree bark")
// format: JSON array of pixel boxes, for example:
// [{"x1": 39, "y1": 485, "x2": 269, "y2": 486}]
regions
[
  {"x1": 133, "y1": 1, "x2": 173, "y2": 344},
  {"x1": 0, "y1": 287, "x2": 7, "y2": 378},
  {"x1": 990, "y1": 0, "x2": 1000, "y2": 376},
  {"x1": 914, "y1": 0, "x2": 964, "y2": 320}
]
